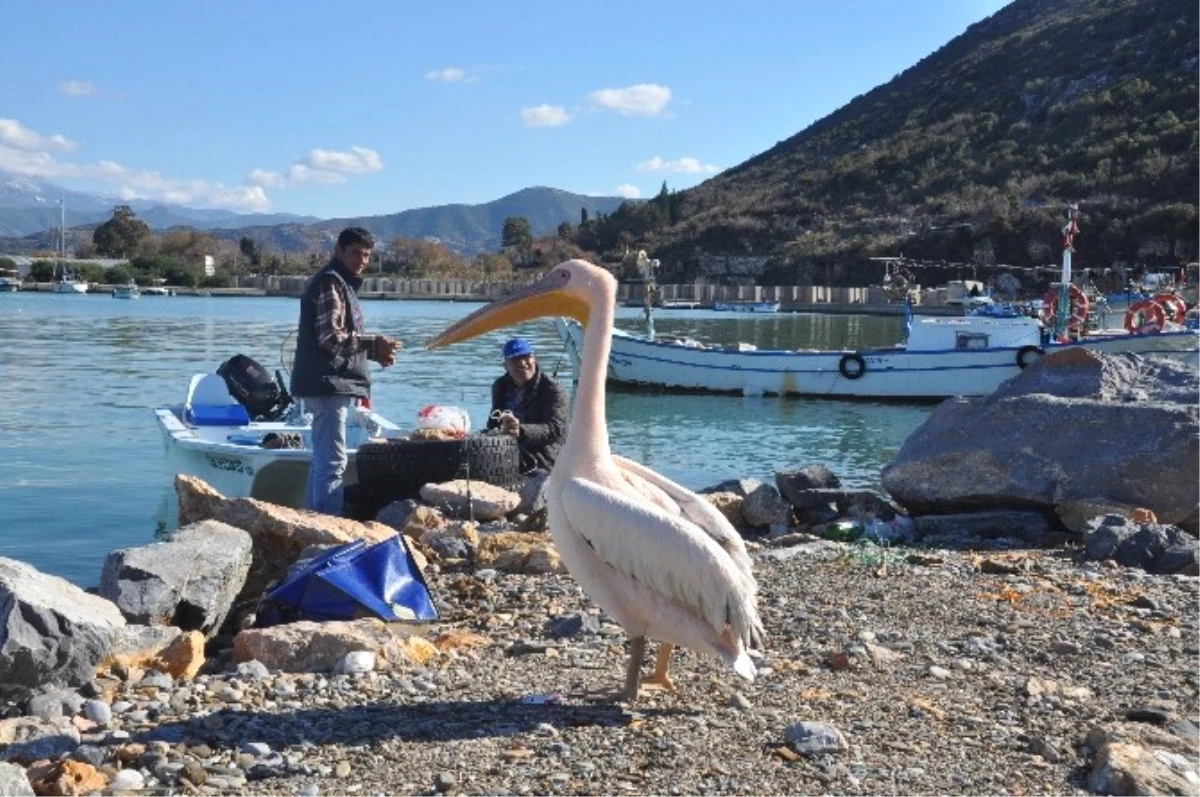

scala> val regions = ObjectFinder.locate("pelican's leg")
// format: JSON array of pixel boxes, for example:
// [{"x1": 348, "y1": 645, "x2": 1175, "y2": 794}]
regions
[
  {"x1": 641, "y1": 643, "x2": 675, "y2": 692},
  {"x1": 615, "y1": 635, "x2": 647, "y2": 702},
  {"x1": 574, "y1": 635, "x2": 646, "y2": 703}
]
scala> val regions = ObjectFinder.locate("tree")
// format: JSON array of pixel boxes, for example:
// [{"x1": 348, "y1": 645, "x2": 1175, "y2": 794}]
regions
[
  {"x1": 502, "y1": 216, "x2": 534, "y2": 249},
  {"x1": 92, "y1": 205, "x2": 150, "y2": 258},
  {"x1": 239, "y1": 236, "x2": 260, "y2": 267}
]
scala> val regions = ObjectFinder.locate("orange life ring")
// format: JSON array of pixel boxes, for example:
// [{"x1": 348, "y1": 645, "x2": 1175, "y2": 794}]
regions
[
  {"x1": 1152, "y1": 293, "x2": 1187, "y2": 324},
  {"x1": 1041, "y1": 285, "x2": 1090, "y2": 329},
  {"x1": 1125, "y1": 299, "x2": 1166, "y2": 334}
]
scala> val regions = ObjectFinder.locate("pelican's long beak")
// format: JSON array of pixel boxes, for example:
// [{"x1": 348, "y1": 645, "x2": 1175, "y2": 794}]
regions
[{"x1": 426, "y1": 271, "x2": 590, "y2": 350}]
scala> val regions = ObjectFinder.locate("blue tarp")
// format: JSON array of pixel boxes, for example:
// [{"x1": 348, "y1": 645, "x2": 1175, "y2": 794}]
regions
[{"x1": 258, "y1": 535, "x2": 438, "y2": 625}]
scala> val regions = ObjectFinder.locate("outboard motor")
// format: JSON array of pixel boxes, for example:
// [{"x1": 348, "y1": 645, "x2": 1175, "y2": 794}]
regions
[{"x1": 217, "y1": 354, "x2": 293, "y2": 421}]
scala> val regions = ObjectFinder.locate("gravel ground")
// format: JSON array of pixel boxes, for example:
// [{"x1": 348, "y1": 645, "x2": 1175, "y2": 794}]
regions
[{"x1": 32, "y1": 538, "x2": 1197, "y2": 796}]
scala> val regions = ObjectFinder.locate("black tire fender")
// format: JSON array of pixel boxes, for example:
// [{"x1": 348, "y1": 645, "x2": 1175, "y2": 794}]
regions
[
  {"x1": 355, "y1": 434, "x2": 521, "y2": 496},
  {"x1": 838, "y1": 353, "x2": 867, "y2": 380},
  {"x1": 1016, "y1": 345, "x2": 1044, "y2": 369}
]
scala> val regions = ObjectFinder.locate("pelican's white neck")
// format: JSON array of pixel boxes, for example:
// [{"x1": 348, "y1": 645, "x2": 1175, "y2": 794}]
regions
[{"x1": 566, "y1": 276, "x2": 615, "y2": 462}]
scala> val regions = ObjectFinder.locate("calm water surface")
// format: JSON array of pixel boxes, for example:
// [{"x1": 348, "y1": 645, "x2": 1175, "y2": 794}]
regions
[{"x1": 0, "y1": 293, "x2": 930, "y2": 587}]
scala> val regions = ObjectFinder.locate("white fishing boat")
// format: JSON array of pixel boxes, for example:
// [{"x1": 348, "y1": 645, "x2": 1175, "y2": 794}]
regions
[
  {"x1": 53, "y1": 273, "x2": 88, "y2": 294},
  {"x1": 554, "y1": 208, "x2": 1198, "y2": 400},
  {"x1": 554, "y1": 314, "x2": 1198, "y2": 399},
  {"x1": 0, "y1": 268, "x2": 19, "y2": 293},
  {"x1": 112, "y1": 281, "x2": 141, "y2": 299},
  {"x1": 154, "y1": 369, "x2": 404, "y2": 508}
]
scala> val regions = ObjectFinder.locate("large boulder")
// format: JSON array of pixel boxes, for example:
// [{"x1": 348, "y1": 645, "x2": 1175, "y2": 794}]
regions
[
  {"x1": 881, "y1": 349, "x2": 1199, "y2": 534},
  {"x1": 174, "y1": 475, "x2": 398, "y2": 605},
  {"x1": 98, "y1": 520, "x2": 253, "y2": 636},
  {"x1": 0, "y1": 559, "x2": 125, "y2": 702}
]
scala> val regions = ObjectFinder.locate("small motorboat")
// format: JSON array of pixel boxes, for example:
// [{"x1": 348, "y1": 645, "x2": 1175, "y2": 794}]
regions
[
  {"x1": 112, "y1": 281, "x2": 141, "y2": 299},
  {"x1": 154, "y1": 364, "x2": 404, "y2": 509}
]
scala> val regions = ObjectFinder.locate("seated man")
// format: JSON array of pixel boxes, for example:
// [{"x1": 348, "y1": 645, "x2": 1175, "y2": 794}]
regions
[{"x1": 486, "y1": 338, "x2": 569, "y2": 474}]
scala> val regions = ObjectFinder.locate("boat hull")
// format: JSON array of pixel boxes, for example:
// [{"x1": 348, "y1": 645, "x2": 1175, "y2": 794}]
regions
[
  {"x1": 155, "y1": 404, "x2": 401, "y2": 508},
  {"x1": 555, "y1": 319, "x2": 1199, "y2": 399}
]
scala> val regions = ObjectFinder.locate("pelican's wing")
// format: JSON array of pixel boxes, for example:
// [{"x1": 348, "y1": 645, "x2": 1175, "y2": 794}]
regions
[
  {"x1": 559, "y1": 476, "x2": 760, "y2": 647},
  {"x1": 611, "y1": 454, "x2": 754, "y2": 580}
]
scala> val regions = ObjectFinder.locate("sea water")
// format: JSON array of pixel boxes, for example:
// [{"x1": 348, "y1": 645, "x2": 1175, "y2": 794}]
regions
[{"x1": 0, "y1": 292, "x2": 930, "y2": 587}]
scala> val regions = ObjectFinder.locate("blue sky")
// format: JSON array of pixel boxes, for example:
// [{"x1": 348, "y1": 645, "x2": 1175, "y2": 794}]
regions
[{"x1": 1, "y1": 0, "x2": 1010, "y2": 219}]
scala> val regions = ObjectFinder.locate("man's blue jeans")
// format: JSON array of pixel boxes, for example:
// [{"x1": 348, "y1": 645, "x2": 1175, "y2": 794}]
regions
[{"x1": 304, "y1": 395, "x2": 355, "y2": 516}]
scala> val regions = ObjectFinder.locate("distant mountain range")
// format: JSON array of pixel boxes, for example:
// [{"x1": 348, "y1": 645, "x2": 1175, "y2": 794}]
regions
[
  {"x1": 0, "y1": 172, "x2": 318, "y2": 237},
  {"x1": 0, "y1": 172, "x2": 629, "y2": 256},
  {"x1": 201, "y1": 187, "x2": 629, "y2": 255}
]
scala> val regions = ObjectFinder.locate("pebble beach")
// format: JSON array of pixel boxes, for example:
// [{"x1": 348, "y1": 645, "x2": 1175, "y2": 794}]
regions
[{"x1": 10, "y1": 538, "x2": 1197, "y2": 796}]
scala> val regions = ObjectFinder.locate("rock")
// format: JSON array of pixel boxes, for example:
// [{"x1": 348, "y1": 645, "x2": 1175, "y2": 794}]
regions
[
  {"x1": 476, "y1": 532, "x2": 565, "y2": 574},
  {"x1": 0, "y1": 558, "x2": 125, "y2": 702},
  {"x1": 1057, "y1": 498, "x2": 1160, "y2": 534},
  {"x1": 545, "y1": 613, "x2": 600, "y2": 638},
  {"x1": 376, "y1": 501, "x2": 446, "y2": 541},
  {"x1": 419, "y1": 481, "x2": 520, "y2": 521},
  {"x1": 422, "y1": 522, "x2": 482, "y2": 559},
  {"x1": 784, "y1": 721, "x2": 847, "y2": 756},
  {"x1": 26, "y1": 759, "x2": 106, "y2": 796},
  {"x1": 698, "y1": 478, "x2": 761, "y2": 497},
  {"x1": 1081, "y1": 516, "x2": 1200, "y2": 575},
  {"x1": 882, "y1": 350, "x2": 1199, "y2": 535},
  {"x1": 0, "y1": 717, "x2": 81, "y2": 763},
  {"x1": 233, "y1": 619, "x2": 438, "y2": 672},
  {"x1": 774, "y1": 465, "x2": 841, "y2": 505},
  {"x1": 0, "y1": 762, "x2": 33, "y2": 796},
  {"x1": 174, "y1": 475, "x2": 398, "y2": 606},
  {"x1": 98, "y1": 519, "x2": 252, "y2": 636},
  {"x1": 1086, "y1": 722, "x2": 1199, "y2": 795},
  {"x1": 912, "y1": 510, "x2": 1062, "y2": 547},
  {"x1": 741, "y1": 483, "x2": 792, "y2": 527},
  {"x1": 703, "y1": 492, "x2": 746, "y2": 526},
  {"x1": 101, "y1": 624, "x2": 205, "y2": 681}
]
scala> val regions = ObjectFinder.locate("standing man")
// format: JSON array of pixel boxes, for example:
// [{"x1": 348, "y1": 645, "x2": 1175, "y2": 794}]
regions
[
  {"x1": 486, "y1": 338, "x2": 569, "y2": 474},
  {"x1": 291, "y1": 227, "x2": 401, "y2": 516}
]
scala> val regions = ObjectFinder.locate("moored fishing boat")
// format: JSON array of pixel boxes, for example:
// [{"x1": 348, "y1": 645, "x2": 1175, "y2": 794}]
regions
[
  {"x1": 112, "y1": 281, "x2": 141, "y2": 299},
  {"x1": 154, "y1": 361, "x2": 404, "y2": 508}
]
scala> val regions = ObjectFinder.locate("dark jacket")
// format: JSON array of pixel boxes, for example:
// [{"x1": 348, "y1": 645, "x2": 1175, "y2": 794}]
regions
[
  {"x1": 487, "y1": 368, "x2": 569, "y2": 473},
  {"x1": 290, "y1": 261, "x2": 371, "y2": 399}
]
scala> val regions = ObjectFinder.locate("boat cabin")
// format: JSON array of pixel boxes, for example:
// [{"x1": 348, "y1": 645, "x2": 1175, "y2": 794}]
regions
[{"x1": 906, "y1": 315, "x2": 1041, "y2": 352}]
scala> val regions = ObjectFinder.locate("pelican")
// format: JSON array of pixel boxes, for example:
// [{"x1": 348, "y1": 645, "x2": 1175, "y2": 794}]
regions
[{"x1": 427, "y1": 260, "x2": 764, "y2": 702}]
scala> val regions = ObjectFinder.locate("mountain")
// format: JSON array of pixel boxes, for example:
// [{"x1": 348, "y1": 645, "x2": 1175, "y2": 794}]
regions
[
  {"x1": 649, "y1": 0, "x2": 1198, "y2": 284},
  {"x1": 0, "y1": 171, "x2": 626, "y2": 258},
  {"x1": 201, "y1": 187, "x2": 628, "y2": 255},
  {"x1": 0, "y1": 171, "x2": 318, "y2": 237}
]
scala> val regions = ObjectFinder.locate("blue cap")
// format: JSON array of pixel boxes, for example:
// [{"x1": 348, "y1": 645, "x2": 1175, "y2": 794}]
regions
[{"x1": 503, "y1": 338, "x2": 535, "y2": 359}]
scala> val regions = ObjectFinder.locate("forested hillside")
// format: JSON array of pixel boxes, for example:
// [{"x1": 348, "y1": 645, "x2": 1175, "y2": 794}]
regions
[{"x1": 634, "y1": 0, "x2": 1198, "y2": 285}]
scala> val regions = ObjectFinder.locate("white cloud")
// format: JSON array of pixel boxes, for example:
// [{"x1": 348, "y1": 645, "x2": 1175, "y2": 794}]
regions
[
  {"x1": 0, "y1": 118, "x2": 271, "y2": 211},
  {"x1": 587, "y1": 84, "x2": 671, "y2": 116},
  {"x1": 520, "y1": 104, "x2": 572, "y2": 127},
  {"x1": 58, "y1": 80, "x2": 99, "y2": 97},
  {"x1": 425, "y1": 67, "x2": 476, "y2": 83},
  {"x1": 614, "y1": 184, "x2": 642, "y2": 198},
  {"x1": 518, "y1": 104, "x2": 573, "y2": 127},
  {"x1": 0, "y1": 119, "x2": 77, "y2": 152},
  {"x1": 635, "y1": 156, "x2": 719, "y2": 174},
  {"x1": 247, "y1": 146, "x2": 385, "y2": 189}
]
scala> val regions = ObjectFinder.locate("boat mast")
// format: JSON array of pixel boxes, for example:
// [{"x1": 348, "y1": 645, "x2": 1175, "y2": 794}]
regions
[
  {"x1": 1054, "y1": 204, "x2": 1079, "y2": 342},
  {"x1": 58, "y1": 194, "x2": 66, "y2": 280}
]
